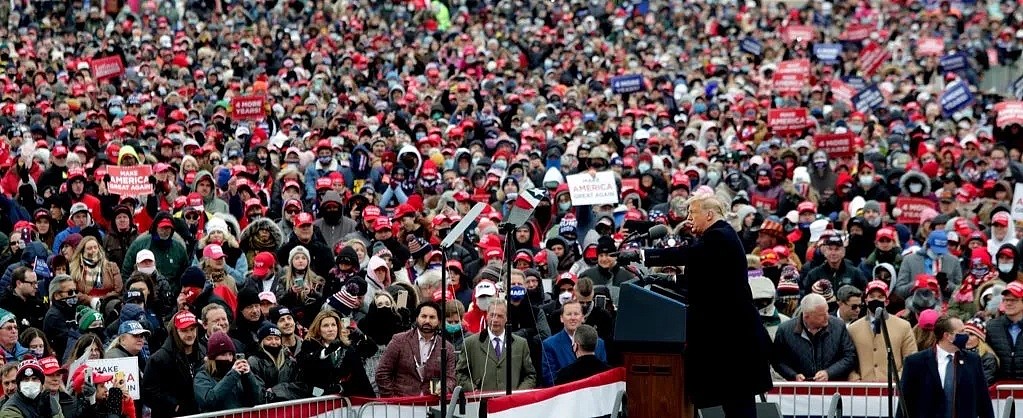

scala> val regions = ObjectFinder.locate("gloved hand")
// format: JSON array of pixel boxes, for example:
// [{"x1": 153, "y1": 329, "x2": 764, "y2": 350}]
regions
[
  {"x1": 49, "y1": 392, "x2": 61, "y2": 416},
  {"x1": 82, "y1": 368, "x2": 97, "y2": 405},
  {"x1": 617, "y1": 250, "x2": 641, "y2": 264}
]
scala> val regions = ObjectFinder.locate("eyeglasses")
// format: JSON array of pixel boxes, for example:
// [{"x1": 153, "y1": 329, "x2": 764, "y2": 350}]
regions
[
  {"x1": 849, "y1": 304, "x2": 862, "y2": 310},
  {"x1": 185, "y1": 213, "x2": 199, "y2": 220},
  {"x1": 0, "y1": 325, "x2": 15, "y2": 332},
  {"x1": 21, "y1": 280, "x2": 36, "y2": 285},
  {"x1": 285, "y1": 210, "x2": 300, "y2": 215}
]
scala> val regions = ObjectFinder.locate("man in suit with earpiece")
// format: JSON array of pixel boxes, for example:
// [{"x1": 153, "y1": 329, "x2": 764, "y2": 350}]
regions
[
  {"x1": 898, "y1": 315, "x2": 993, "y2": 418},
  {"x1": 456, "y1": 298, "x2": 536, "y2": 391}
]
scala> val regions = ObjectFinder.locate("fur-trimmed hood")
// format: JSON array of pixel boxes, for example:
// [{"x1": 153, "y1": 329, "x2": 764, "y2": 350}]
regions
[
  {"x1": 240, "y1": 217, "x2": 285, "y2": 249},
  {"x1": 898, "y1": 170, "x2": 931, "y2": 196}
]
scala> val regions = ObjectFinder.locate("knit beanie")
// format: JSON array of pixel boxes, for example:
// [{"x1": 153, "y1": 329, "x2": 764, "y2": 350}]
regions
[
  {"x1": 371, "y1": 241, "x2": 390, "y2": 257},
  {"x1": 327, "y1": 277, "x2": 367, "y2": 315},
  {"x1": 257, "y1": 322, "x2": 281, "y2": 342},
  {"x1": 206, "y1": 217, "x2": 230, "y2": 236},
  {"x1": 76, "y1": 307, "x2": 103, "y2": 332},
  {"x1": 964, "y1": 315, "x2": 987, "y2": 340},
  {"x1": 289, "y1": 245, "x2": 312, "y2": 265},
  {"x1": 558, "y1": 216, "x2": 578, "y2": 240},
  {"x1": 0, "y1": 308, "x2": 15, "y2": 328},
  {"x1": 207, "y1": 331, "x2": 236, "y2": 358},
  {"x1": 811, "y1": 279, "x2": 836, "y2": 303},
  {"x1": 336, "y1": 246, "x2": 358, "y2": 266},
  {"x1": 120, "y1": 303, "x2": 145, "y2": 324},
  {"x1": 237, "y1": 288, "x2": 261, "y2": 310},
  {"x1": 406, "y1": 235, "x2": 432, "y2": 259},
  {"x1": 180, "y1": 266, "x2": 207, "y2": 289}
]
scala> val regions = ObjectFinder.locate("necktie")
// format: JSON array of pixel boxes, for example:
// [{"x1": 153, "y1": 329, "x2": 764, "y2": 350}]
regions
[
  {"x1": 944, "y1": 354, "x2": 954, "y2": 418},
  {"x1": 493, "y1": 337, "x2": 502, "y2": 359}
]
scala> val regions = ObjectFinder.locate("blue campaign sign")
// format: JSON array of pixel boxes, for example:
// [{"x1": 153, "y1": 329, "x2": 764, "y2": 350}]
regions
[
  {"x1": 852, "y1": 84, "x2": 885, "y2": 113},
  {"x1": 740, "y1": 37, "x2": 763, "y2": 56},
  {"x1": 1013, "y1": 75, "x2": 1023, "y2": 99},
  {"x1": 939, "y1": 52, "x2": 969, "y2": 72},
  {"x1": 611, "y1": 74, "x2": 645, "y2": 94},
  {"x1": 844, "y1": 76, "x2": 867, "y2": 91},
  {"x1": 813, "y1": 43, "x2": 843, "y2": 65},
  {"x1": 940, "y1": 81, "x2": 974, "y2": 116}
]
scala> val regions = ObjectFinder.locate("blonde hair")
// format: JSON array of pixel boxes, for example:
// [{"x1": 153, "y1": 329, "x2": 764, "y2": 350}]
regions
[
  {"x1": 69, "y1": 236, "x2": 108, "y2": 280},
  {"x1": 306, "y1": 310, "x2": 349, "y2": 346},
  {"x1": 686, "y1": 194, "x2": 726, "y2": 218}
]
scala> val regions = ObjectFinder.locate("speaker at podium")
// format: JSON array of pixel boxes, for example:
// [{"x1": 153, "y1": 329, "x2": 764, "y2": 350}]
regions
[{"x1": 614, "y1": 281, "x2": 692, "y2": 418}]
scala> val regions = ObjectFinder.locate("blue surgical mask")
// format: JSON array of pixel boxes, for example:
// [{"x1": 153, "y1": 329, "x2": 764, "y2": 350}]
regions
[
  {"x1": 693, "y1": 103, "x2": 707, "y2": 114},
  {"x1": 558, "y1": 202, "x2": 571, "y2": 212},
  {"x1": 493, "y1": 159, "x2": 507, "y2": 170},
  {"x1": 445, "y1": 323, "x2": 462, "y2": 334},
  {"x1": 415, "y1": 131, "x2": 426, "y2": 140},
  {"x1": 952, "y1": 333, "x2": 969, "y2": 350},
  {"x1": 318, "y1": 156, "x2": 333, "y2": 165}
]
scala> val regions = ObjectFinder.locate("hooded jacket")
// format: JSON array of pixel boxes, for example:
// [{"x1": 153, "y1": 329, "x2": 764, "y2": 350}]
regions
[
  {"x1": 121, "y1": 212, "x2": 190, "y2": 282},
  {"x1": 239, "y1": 218, "x2": 285, "y2": 266},
  {"x1": 143, "y1": 333, "x2": 207, "y2": 418},
  {"x1": 313, "y1": 191, "x2": 357, "y2": 248},
  {"x1": 192, "y1": 171, "x2": 229, "y2": 214}
]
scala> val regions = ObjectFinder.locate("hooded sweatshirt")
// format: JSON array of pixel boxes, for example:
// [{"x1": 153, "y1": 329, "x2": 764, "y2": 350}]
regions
[
  {"x1": 192, "y1": 171, "x2": 229, "y2": 214},
  {"x1": 314, "y1": 191, "x2": 357, "y2": 248}
]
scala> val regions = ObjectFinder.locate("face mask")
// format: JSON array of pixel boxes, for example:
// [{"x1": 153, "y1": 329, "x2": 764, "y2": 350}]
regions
[
  {"x1": 999, "y1": 262, "x2": 1015, "y2": 273},
  {"x1": 415, "y1": 131, "x2": 426, "y2": 140},
  {"x1": 29, "y1": 348, "x2": 44, "y2": 358},
  {"x1": 758, "y1": 303, "x2": 776, "y2": 317},
  {"x1": 509, "y1": 285, "x2": 526, "y2": 302},
  {"x1": 476, "y1": 297, "x2": 492, "y2": 310},
  {"x1": 693, "y1": 103, "x2": 707, "y2": 113},
  {"x1": 322, "y1": 210, "x2": 342, "y2": 223},
  {"x1": 866, "y1": 217, "x2": 881, "y2": 227},
  {"x1": 263, "y1": 345, "x2": 282, "y2": 357},
  {"x1": 493, "y1": 160, "x2": 507, "y2": 170},
  {"x1": 559, "y1": 202, "x2": 571, "y2": 212},
  {"x1": 638, "y1": 163, "x2": 651, "y2": 173},
  {"x1": 19, "y1": 381, "x2": 40, "y2": 399},
  {"x1": 60, "y1": 295, "x2": 79, "y2": 307},
  {"x1": 445, "y1": 323, "x2": 462, "y2": 334},
  {"x1": 559, "y1": 291, "x2": 573, "y2": 304},
  {"x1": 908, "y1": 183, "x2": 923, "y2": 193},
  {"x1": 318, "y1": 156, "x2": 333, "y2": 165},
  {"x1": 865, "y1": 299, "x2": 885, "y2": 315},
  {"x1": 952, "y1": 333, "x2": 969, "y2": 350},
  {"x1": 859, "y1": 175, "x2": 874, "y2": 187},
  {"x1": 214, "y1": 359, "x2": 234, "y2": 376},
  {"x1": 849, "y1": 124, "x2": 864, "y2": 134}
]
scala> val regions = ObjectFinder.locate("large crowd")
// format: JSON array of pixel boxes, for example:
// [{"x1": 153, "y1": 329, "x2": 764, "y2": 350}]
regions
[{"x1": 0, "y1": 0, "x2": 1016, "y2": 416}]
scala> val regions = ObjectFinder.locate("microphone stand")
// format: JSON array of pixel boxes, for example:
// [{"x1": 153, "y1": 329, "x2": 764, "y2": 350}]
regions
[
  {"x1": 877, "y1": 308, "x2": 909, "y2": 418},
  {"x1": 438, "y1": 249, "x2": 449, "y2": 415},
  {"x1": 498, "y1": 222, "x2": 515, "y2": 396}
]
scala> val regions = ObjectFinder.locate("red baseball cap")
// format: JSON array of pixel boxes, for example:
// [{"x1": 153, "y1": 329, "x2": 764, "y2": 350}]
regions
[
  {"x1": 1004, "y1": 281, "x2": 1023, "y2": 299},
  {"x1": 453, "y1": 191, "x2": 471, "y2": 202},
  {"x1": 157, "y1": 218, "x2": 174, "y2": 228},
  {"x1": 284, "y1": 180, "x2": 302, "y2": 191},
  {"x1": 556, "y1": 272, "x2": 578, "y2": 285},
  {"x1": 875, "y1": 227, "x2": 897, "y2": 242},
  {"x1": 514, "y1": 251, "x2": 532, "y2": 264},
  {"x1": 484, "y1": 248, "x2": 503, "y2": 262},
  {"x1": 172, "y1": 310, "x2": 199, "y2": 330},
  {"x1": 283, "y1": 199, "x2": 303, "y2": 211},
  {"x1": 865, "y1": 280, "x2": 889, "y2": 297},
  {"x1": 446, "y1": 260, "x2": 463, "y2": 272},
  {"x1": 393, "y1": 203, "x2": 416, "y2": 219},
  {"x1": 363, "y1": 206, "x2": 381, "y2": 221},
  {"x1": 315, "y1": 177, "x2": 332, "y2": 191},
  {"x1": 39, "y1": 357, "x2": 66, "y2": 376},
  {"x1": 252, "y1": 252, "x2": 276, "y2": 277},
  {"x1": 52, "y1": 146, "x2": 68, "y2": 158},
  {"x1": 373, "y1": 217, "x2": 392, "y2": 232},
  {"x1": 203, "y1": 244, "x2": 225, "y2": 260},
  {"x1": 294, "y1": 212, "x2": 314, "y2": 227},
  {"x1": 994, "y1": 212, "x2": 1011, "y2": 227},
  {"x1": 797, "y1": 201, "x2": 817, "y2": 213}
]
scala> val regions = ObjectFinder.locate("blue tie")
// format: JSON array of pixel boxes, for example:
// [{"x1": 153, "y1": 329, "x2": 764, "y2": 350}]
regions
[{"x1": 944, "y1": 354, "x2": 954, "y2": 418}]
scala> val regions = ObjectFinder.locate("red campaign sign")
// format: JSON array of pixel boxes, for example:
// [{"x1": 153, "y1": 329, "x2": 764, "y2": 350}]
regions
[
  {"x1": 784, "y1": 25, "x2": 815, "y2": 43},
  {"x1": 105, "y1": 165, "x2": 153, "y2": 197},
  {"x1": 772, "y1": 73, "x2": 807, "y2": 96},
  {"x1": 621, "y1": 178, "x2": 640, "y2": 192},
  {"x1": 895, "y1": 197, "x2": 938, "y2": 224},
  {"x1": 916, "y1": 37, "x2": 944, "y2": 56},
  {"x1": 840, "y1": 23, "x2": 872, "y2": 41},
  {"x1": 750, "y1": 195, "x2": 778, "y2": 213},
  {"x1": 91, "y1": 55, "x2": 125, "y2": 80},
  {"x1": 856, "y1": 43, "x2": 890, "y2": 77},
  {"x1": 996, "y1": 101, "x2": 1023, "y2": 128},
  {"x1": 230, "y1": 96, "x2": 266, "y2": 120},
  {"x1": 830, "y1": 79, "x2": 856, "y2": 106},
  {"x1": 768, "y1": 108, "x2": 808, "y2": 135},
  {"x1": 988, "y1": 48, "x2": 1000, "y2": 67},
  {"x1": 814, "y1": 133, "x2": 856, "y2": 158},
  {"x1": 777, "y1": 59, "x2": 811, "y2": 75}
]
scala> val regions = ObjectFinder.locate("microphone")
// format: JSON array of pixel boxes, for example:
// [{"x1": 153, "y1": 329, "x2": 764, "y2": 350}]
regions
[
  {"x1": 627, "y1": 224, "x2": 670, "y2": 242},
  {"x1": 874, "y1": 307, "x2": 886, "y2": 319}
]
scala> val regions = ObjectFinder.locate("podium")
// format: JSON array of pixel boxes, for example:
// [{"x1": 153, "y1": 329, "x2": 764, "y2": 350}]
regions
[{"x1": 614, "y1": 282, "x2": 692, "y2": 418}]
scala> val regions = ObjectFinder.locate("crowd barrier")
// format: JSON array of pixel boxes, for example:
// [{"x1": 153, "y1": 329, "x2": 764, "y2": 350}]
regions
[
  {"x1": 767, "y1": 381, "x2": 1023, "y2": 418},
  {"x1": 181, "y1": 368, "x2": 628, "y2": 418}
]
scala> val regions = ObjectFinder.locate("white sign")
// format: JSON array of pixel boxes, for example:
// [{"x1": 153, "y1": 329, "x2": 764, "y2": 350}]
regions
[
  {"x1": 86, "y1": 357, "x2": 141, "y2": 399},
  {"x1": 1013, "y1": 183, "x2": 1023, "y2": 220},
  {"x1": 565, "y1": 171, "x2": 619, "y2": 206}
]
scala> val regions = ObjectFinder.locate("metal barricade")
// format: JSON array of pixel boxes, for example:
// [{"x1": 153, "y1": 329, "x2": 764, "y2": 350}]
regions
[
  {"x1": 181, "y1": 396, "x2": 353, "y2": 418},
  {"x1": 354, "y1": 395, "x2": 437, "y2": 418},
  {"x1": 766, "y1": 382, "x2": 890, "y2": 418}
]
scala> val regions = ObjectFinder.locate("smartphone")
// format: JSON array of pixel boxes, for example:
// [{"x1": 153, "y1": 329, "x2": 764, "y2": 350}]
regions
[
  {"x1": 342, "y1": 317, "x2": 351, "y2": 329},
  {"x1": 595, "y1": 295, "x2": 608, "y2": 311},
  {"x1": 295, "y1": 276, "x2": 305, "y2": 289},
  {"x1": 397, "y1": 290, "x2": 409, "y2": 308},
  {"x1": 114, "y1": 371, "x2": 125, "y2": 385},
  {"x1": 235, "y1": 353, "x2": 245, "y2": 361}
]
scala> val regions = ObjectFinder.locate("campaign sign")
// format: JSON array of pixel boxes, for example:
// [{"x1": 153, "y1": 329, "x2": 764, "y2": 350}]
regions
[
  {"x1": 813, "y1": 43, "x2": 843, "y2": 65},
  {"x1": 87, "y1": 357, "x2": 141, "y2": 399},
  {"x1": 772, "y1": 72, "x2": 807, "y2": 96},
  {"x1": 740, "y1": 37, "x2": 763, "y2": 56},
  {"x1": 231, "y1": 95, "x2": 266, "y2": 120},
  {"x1": 105, "y1": 165, "x2": 154, "y2": 197},
  {"x1": 856, "y1": 43, "x2": 890, "y2": 77},
  {"x1": 852, "y1": 84, "x2": 885, "y2": 113},
  {"x1": 840, "y1": 23, "x2": 872, "y2": 42},
  {"x1": 814, "y1": 133, "x2": 856, "y2": 158},
  {"x1": 91, "y1": 55, "x2": 125, "y2": 81},
  {"x1": 611, "y1": 74, "x2": 645, "y2": 94},
  {"x1": 843, "y1": 76, "x2": 867, "y2": 91},
  {"x1": 566, "y1": 171, "x2": 619, "y2": 206},
  {"x1": 940, "y1": 81, "x2": 974, "y2": 116},
  {"x1": 777, "y1": 59, "x2": 811, "y2": 75},
  {"x1": 784, "y1": 25, "x2": 815, "y2": 43},
  {"x1": 1012, "y1": 75, "x2": 1023, "y2": 99},
  {"x1": 939, "y1": 52, "x2": 969, "y2": 72},
  {"x1": 995, "y1": 101, "x2": 1023, "y2": 128},
  {"x1": 768, "y1": 108, "x2": 808, "y2": 135},
  {"x1": 1012, "y1": 183, "x2": 1023, "y2": 220},
  {"x1": 895, "y1": 197, "x2": 938, "y2": 224},
  {"x1": 916, "y1": 37, "x2": 945, "y2": 56},
  {"x1": 830, "y1": 79, "x2": 856, "y2": 106}
]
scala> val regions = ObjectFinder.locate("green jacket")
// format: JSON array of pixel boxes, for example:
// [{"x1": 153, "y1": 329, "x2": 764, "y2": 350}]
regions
[
  {"x1": 122, "y1": 232, "x2": 190, "y2": 282},
  {"x1": 194, "y1": 368, "x2": 265, "y2": 412},
  {"x1": 192, "y1": 171, "x2": 229, "y2": 214}
]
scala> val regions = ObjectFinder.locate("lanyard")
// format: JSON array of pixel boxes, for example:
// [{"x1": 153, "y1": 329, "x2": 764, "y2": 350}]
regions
[{"x1": 415, "y1": 337, "x2": 437, "y2": 381}]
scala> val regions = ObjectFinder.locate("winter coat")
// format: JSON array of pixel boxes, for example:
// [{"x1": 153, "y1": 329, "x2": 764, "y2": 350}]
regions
[
  {"x1": 72, "y1": 260, "x2": 123, "y2": 307},
  {"x1": 295, "y1": 339, "x2": 374, "y2": 397},
  {"x1": 894, "y1": 249, "x2": 963, "y2": 299},
  {"x1": 277, "y1": 234, "x2": 334, "y2": 279},
  {"x1": 239, "y1": 218, "x2": 285, "y2": 266},
  {"x1": 120, "y1": 212, "x2": 190, "y2": 282},
  {"x1": 192, "y1": 171, "x2": 229, "y2": 214},
  {"x1": 772, "y1": 315, "x2": 857, "y2": 381},
  {"x1": 142, "y1": 337, "x2": 207, "y2": 418},
  {"x1": 247, "y1": 348, "x2": 305, "y2": 401},
  {"x1": 194, "y1": 367, "x2": 265, "y2": 412},
  {"x1": 985, "y1": 315, "x2": 1023, "y2": 381}
]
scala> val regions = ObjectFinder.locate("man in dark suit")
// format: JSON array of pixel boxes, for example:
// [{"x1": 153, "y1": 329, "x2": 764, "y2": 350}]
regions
[
  {"x1": 899, "y1": 315, "x2": 993, "y2": 418},
  {"x1": 555, "y1": 324, "x2": 610, "y2": 385},
  {"x1": 621, "y1": 194, "x2": 772, "y2": 417}
]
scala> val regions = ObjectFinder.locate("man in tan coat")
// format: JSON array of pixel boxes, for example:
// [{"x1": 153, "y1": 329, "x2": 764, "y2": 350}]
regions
[{"x1": 848, "y1": 280, "x2": 918, "y2": 381}]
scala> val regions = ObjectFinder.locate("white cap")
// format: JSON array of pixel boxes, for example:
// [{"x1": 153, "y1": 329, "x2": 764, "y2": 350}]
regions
[
  {"x1": 809, "y1": 219, "x2": 830, "y2": 243},
  {"x1": 475, "y1": 281, "x2": 497, "y2": 298},
  {"x1": 136, "y1": 249, "x2": 155, "y2": 264}
]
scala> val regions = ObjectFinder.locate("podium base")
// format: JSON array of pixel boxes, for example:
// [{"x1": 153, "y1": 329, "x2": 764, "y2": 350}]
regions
[{"x1": 624, "y1": 351, "x2": 693, "y2": 418}]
